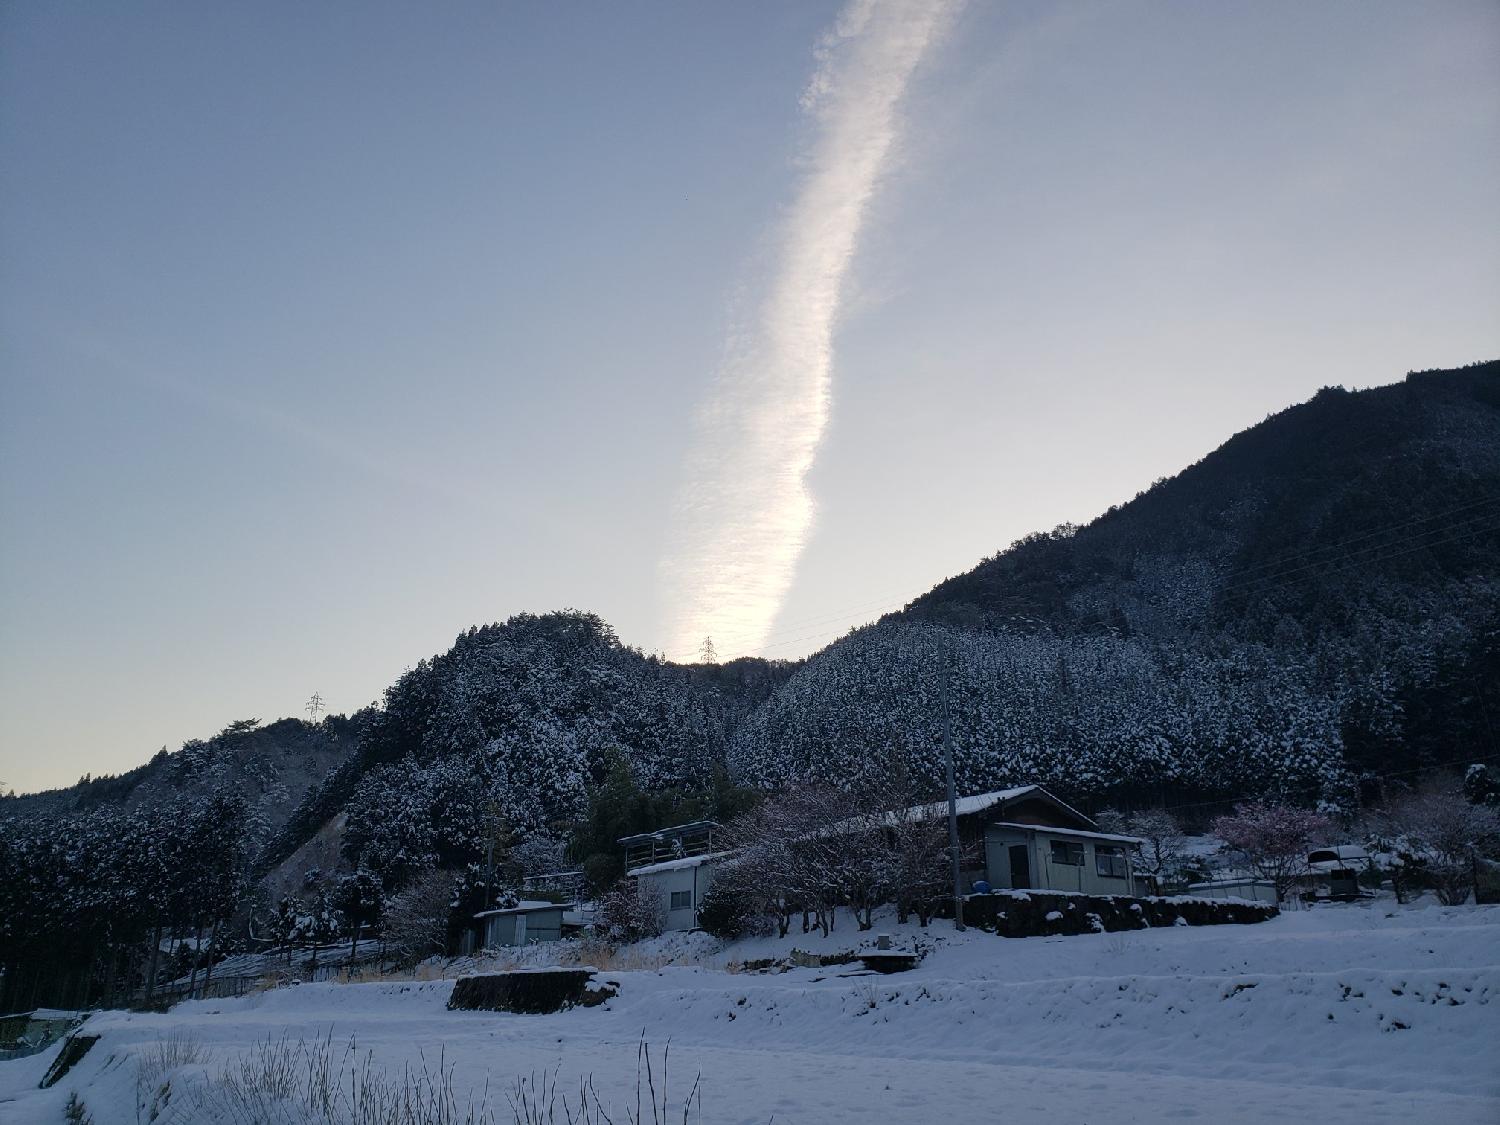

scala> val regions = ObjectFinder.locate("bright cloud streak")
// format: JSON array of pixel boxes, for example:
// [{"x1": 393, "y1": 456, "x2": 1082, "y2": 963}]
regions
[{"x1": 661, "y1": 0, "x2": 959, "y2": 660}]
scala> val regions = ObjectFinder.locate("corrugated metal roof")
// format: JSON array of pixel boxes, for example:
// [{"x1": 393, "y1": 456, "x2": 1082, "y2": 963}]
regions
[{"x1": 626, "y1": 850, "x2": 733, "y2": 877}]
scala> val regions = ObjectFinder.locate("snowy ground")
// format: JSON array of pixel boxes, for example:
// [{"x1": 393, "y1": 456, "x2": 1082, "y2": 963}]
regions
[{"x1": 3, "y1": 900, "x2": 1497, "y2": 1124}]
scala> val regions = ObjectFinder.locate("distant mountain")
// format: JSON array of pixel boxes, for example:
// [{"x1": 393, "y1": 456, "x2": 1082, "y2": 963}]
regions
[
  {"x1": 4, "y1": 612, "x2": 792, "y2": 882},
  {"x1": 2, "y1": 716, "x2": 356, "y2": 840},
  {"x1": 729, "y1": 363, "x2": 1500, "y2": 813},
  {"x1": 8, "y1": 363, "x2": 1496, "y2": 859}
]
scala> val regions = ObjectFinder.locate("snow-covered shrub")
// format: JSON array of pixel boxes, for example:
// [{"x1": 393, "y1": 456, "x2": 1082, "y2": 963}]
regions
[
  {"x1": 696, "y1": 878, "x2": 771, "y2": 941},
  {"x1": 594, "y1": 880, "x2": 666, "y2": 943},
  {"x1": 963, "y1": 890, "x2": 1274, "y2": 936}
]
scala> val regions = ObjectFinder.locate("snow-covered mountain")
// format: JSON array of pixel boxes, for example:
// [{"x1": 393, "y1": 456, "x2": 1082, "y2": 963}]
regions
[
  {"x1": 6, "y1": 362, "x2": 1496, "y2": 851},
  {"x1": 732, "y1": 362, "x2": 1500, "y2": 811}
]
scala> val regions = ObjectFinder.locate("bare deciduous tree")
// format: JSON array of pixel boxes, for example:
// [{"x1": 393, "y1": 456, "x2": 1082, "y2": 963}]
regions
[
  {"x1": 1367, "y1": 784, "x2": 1500, "y2": 905},
  {"x1": 1125, "y1": 809, "x2": 1189, "y2": 888},
  {"x1": 380, "y1": 866, "x2": 455, "y2": 968},
  {"x1": 594, "y1": 878, "x2": 666, "y2": 943}
]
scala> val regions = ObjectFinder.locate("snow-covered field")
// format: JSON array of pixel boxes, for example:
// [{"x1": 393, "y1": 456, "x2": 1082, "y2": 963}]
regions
[{"x1": 4, "y1": 901, "x2": 1497, "y2": 1124}]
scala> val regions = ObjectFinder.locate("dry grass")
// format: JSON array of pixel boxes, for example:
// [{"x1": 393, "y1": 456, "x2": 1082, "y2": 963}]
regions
[
  {"x1": 125, "y1": 1033, "x2": 707, "y2": 1125},
  {"x1": 510, "y1": 1039, "x2": 701, "y2": 1125},
  {"x1": 135, "y1": 1031, "x2": 207, "y2": 1124},
  {"x1": 195, "y1": 1031, "x2": 498, "y2": 1125}
]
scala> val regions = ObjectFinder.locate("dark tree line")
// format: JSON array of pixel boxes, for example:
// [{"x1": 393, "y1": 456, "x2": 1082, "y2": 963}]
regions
[{"x1": 0, "y1": 794, "x2": 254, "y2": 1012}]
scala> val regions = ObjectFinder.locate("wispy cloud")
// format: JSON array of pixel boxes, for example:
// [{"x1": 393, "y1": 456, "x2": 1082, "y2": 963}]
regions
[{"x1": 661, "y1": 0, "x2": 960, "y2": 659}]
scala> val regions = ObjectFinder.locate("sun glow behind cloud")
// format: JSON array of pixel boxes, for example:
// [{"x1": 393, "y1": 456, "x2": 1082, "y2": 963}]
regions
[{"x1": 661, "y1": 0, "x2": 959, "y2": 660}]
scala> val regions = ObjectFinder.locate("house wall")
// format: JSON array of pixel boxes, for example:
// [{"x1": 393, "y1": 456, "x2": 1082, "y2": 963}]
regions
[
  {"x1": 983, "y1": 826, "x2": 1137, "y2": 896},
  {"x1": 481, "y1": 909, "x2": 564, "y2": 948},
  {"x1": 636, "y1": 862, "x2": 716, "y2": 932}
]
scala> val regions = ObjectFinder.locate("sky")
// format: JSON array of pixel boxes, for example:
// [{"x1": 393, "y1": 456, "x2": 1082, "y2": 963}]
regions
[{"x1": 2, "y1": 0, "x2": 1497, "y2": 794}]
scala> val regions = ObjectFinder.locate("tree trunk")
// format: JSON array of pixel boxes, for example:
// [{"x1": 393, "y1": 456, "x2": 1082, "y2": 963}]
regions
[
  {"x1": 186, "y1": 922, "x2": 205, "y2": 999},
  {"x1": 144, "y1": 920, "x2": 163, "y2": 1004},
  {"x1": 198, "y1": 919, "x2": 221, "y2": 1000}
]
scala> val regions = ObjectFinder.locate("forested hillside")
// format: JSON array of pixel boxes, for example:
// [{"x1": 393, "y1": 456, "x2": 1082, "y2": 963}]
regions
[
  {"x1": 4, "y1": 362, "x2": 1496, "y2": 1012},
  {"x1": 2, "y1": 715, "x2": 357, "y2": 840},
  {"x1": 730, "y1": 363, "x2": 1500, "y2": 813},
  {"x1": 7, "y1": 364, "x2": 1496, "y2": 842},
  {"x1": 260, "y1": 612, "x2": 790, "y2": 881}
]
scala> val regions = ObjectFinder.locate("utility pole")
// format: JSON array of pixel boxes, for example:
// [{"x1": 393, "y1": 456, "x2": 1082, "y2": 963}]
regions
[
  {"x1": 940, "y1": 657, "x2": 966, "y2": 931},
  {"x1": 482, "y1": 799, "x2": 506, "y2": 908}
]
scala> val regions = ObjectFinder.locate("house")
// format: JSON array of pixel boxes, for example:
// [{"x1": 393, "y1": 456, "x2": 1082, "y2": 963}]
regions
[
  {"x1": 628, "y1": 851, "x2": 730, "y2": 932},
  {"x1": 901, "y1": 785, "x2": 1146, "y2": 898},
  {"x1": 620, "y1": 820, "x2": 727, "y2": 933},
  {"x1": 623, "y1": 786, "x2": 1146, "y2": 933},
  {"x1": 473, "y1": 900, "x2": 566, "y2": 948}
]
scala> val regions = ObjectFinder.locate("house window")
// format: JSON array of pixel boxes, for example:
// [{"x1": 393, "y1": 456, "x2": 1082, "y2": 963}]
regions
[
  {"x1": 669, "y1": 890, "x2": 692, "y2": 911},
  {"x1": 1096, "y1": 844, "x2": 1129, "y2": 879},
  {"x1": 1049, "y1": 840, "x2": 1085, "y2": 866}
]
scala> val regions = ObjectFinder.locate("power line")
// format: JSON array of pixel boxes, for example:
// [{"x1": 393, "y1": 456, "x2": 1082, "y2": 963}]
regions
[
  {"x1": 1217, "y1": 494, "x2": 1499, "y2": 583},
  {"x1": 681, "y1": 490, "x2": 1497, "y2": 663},
  {"x1": 680, "y1": 589, "x2": 918, "y2": 662},
  {"x1": 701, "y1": 587, "x2": 919, "y2": 651},
  {"x1": 1221, "y1": 518, "x2": 1498, "y2": 598},
  {"x1": 1148, "y1": 753, "x2": 1500, "y2": 818},
  {"x1": 1221, "y1": 511, "x2": 1498, "y2": 595}
]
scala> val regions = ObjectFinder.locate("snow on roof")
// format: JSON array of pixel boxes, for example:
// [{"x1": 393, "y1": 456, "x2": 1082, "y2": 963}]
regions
[
  {"x1": 990, "y1": 822, "x2": 1145, "y2": 845},
  {"x1": 1308, "y1": 844, "x2": 1369, "y2": 870},
  {"x1": 627, "y1": 850, "x2": 732, "y2": 877},
  {"x1": 929, "y1": 786, "x2": 1041, "y2": 819},
  {"x1": 474, "y1": 900, "x2": 565, "y2": 918},
  {"x1": 0, "y1": 1008, "x2": 80, "y2": 1022},
  {"x1": 829, "y1": 785, "x2": 1097, "y2": 836},
  {"x1": 822, "y1": 786, "x2": 1038, "y2": 837}
]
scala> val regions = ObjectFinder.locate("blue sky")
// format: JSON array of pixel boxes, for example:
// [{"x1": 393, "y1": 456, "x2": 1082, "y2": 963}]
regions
[{"x1": 2, "y1": 0, "x2": 1497, "y2": 793}]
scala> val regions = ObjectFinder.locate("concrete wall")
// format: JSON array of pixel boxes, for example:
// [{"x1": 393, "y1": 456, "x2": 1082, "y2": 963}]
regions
[
  {"x1": 636, "y1": 861, "x2": 717, "y2": 932},
  {"x1": 984, "y1": 826, "x2": 1138, "y2": 897}
]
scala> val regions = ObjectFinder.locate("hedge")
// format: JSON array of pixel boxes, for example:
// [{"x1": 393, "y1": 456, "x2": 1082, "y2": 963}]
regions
[{"x1": 956, "y1": 891, "x2": 1275, "y2": 937}]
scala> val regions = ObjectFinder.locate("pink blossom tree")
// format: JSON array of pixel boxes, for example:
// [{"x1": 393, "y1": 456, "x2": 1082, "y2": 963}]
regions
[{"x1": 1212, "y1": 802, "x2": 1332, "y2": 903}]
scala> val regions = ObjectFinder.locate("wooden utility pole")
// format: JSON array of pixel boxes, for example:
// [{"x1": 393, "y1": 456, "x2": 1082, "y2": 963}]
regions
[{"x1": 940, "y1": 658, "x2": 966, "y2": 931}]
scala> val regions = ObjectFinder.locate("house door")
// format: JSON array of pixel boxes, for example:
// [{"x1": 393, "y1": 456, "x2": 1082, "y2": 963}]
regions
[{"x1": 1008, "y1": 845, "x2": 1031, "y2": 889}]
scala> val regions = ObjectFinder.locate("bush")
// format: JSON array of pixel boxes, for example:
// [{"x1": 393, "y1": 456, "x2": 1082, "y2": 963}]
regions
[
  {"x1": 594, "y1": 879, "x2": 665, "y2": 943},
  {"x1": 696, "y1": 879, "x2": 770, "y2": 941},
  {"x1": 960, "y1": 891, "x2": 1275, "y2": 937}
]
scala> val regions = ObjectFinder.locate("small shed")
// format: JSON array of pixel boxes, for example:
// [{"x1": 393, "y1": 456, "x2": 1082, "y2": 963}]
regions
[
  {"x1": 475, "y1": 901, "x2": 566, "y2": 948},
  {"x1": 1307, "y1": 845, "x2": 1369, "y2": 898},
  {"x1": 0, "y1": 1009, "x2": 83, "y2": 1060}
]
